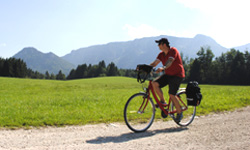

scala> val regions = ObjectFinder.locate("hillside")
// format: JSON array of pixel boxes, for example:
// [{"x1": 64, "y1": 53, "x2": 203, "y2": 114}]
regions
[
  {"x1": 62, "y1": 34, "x2": 228, "y2": 68},
  {"x1": 11, "y1": 34, "x2": 231, "y2": 73},
  {"x1": 233, "y1": 43, "x2": 250, "y2": 52},
  {"x1": 13, "y1": 47, "x2": 75, "y2": 75}
]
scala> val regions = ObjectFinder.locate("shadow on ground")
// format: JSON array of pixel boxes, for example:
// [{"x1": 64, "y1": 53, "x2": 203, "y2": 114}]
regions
[{"x1": 86, "y1": 126, "x2": 188, "y2": 144}]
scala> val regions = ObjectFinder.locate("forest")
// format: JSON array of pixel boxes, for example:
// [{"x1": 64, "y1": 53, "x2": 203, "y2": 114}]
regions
[
  {"x1": 185, "y1": 47, "x2": 250, "y2": 85},
  {"x1": 1, "y1": 47, "x2": 250, "y2": 85}
]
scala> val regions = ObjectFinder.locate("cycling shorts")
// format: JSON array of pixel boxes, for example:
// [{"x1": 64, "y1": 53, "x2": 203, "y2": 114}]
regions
[{"x1": 154, "y1": 74, "x2": 183, "y2": 95}]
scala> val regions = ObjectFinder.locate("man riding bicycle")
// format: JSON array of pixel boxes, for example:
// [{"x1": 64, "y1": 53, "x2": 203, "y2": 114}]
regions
[{"x1": 149, "y1": 38, "x2": 185, "y2": 122}]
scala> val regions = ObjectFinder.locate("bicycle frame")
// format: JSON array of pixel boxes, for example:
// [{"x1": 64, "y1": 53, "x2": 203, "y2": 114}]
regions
[{"x1": 142, "y1": 80, "x2": 188, "y2": 116}]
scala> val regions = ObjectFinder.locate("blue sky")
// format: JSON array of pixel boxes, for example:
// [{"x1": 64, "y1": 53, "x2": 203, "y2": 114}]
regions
[{"x1": 1, "y1": 0, "x2": 249, "y2": 58}]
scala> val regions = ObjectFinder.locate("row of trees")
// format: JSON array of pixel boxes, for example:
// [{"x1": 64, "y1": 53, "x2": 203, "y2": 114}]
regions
[
  {"x1": 67, "y1": 61, "x2": 121, "y2": 79},
  {"x1": 0, "y1": 58, "x2": 68, "y2": 80},
  {"x1": 1, "y1": 47, "x2": 250, "y2": 85},
  {"x1": 185, "y1": 48, "x2": 250, "y2": 85},
  {"x1": 0, "y1": 58, "x2": 47, "y2": 79},
  {"x1": 0, "y1": 58, "x2": 133, "y2": 80},
  {"x1": 0, "y1": 58, "x2": 27, "y2": 78}
]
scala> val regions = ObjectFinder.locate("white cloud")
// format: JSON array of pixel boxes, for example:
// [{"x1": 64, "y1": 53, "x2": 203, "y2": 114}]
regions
[
  {"x1": 122, "y1": 0, "x2": 250, "y2": 47},
  {"x1": 123, "y1": 24, "x2": 167, "y2": 39},
  {"x1": 176, "y1": 0, "x2": 249, "y2": 14},
  {"x1": 0, "y1": 43, "x2": 7, "y2": 47},
  {"x1": 176, "y1": 0, "x2": 250, "y2": 47}
]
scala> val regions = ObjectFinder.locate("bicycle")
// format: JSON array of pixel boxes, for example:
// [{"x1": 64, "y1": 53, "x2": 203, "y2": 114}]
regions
[{"x1": 124, "y1": 65, "x2": 196, "y2": 133}]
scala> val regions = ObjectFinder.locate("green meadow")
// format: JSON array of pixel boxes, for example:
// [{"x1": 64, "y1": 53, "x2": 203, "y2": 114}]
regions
[{"x1": 0, "y1": 77, "x2": 249, "y2": 128}]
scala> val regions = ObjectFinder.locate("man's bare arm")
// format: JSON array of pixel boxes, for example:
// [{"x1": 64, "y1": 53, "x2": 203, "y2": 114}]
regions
[
  {"x1": 163, "y1": 57, "x2": 175, "y2": 70},
  {"x1": 150, "y1": 59, "x2": 161, "y2": 67}
]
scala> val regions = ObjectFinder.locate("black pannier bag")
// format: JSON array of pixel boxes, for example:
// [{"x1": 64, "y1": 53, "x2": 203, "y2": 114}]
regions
[{"x1": 186, "y1": 81, "x2": 202, "y2": 106}]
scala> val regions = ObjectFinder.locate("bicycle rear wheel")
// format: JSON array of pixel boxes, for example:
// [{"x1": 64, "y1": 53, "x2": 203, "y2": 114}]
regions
[
  {"x1": 124, "y1": 93, "x2": 155, "y2": 133},
  {"x1": 170, "y1": 91, "x2": 196, "y2": 126}
]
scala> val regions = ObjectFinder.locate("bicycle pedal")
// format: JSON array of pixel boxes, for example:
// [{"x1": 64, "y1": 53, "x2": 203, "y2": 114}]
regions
[{"x1": 161, "y1": 109, "x2": 168, "y2": 118}]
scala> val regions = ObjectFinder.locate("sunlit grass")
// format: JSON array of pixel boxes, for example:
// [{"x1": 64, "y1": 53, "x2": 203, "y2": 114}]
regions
[{"x1": 0, "y1": 77, "x2": 249, "y2": 128}]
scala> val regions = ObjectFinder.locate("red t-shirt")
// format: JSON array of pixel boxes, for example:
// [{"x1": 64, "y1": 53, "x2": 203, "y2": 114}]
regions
[{"x1": 157, "y1": 47, "x2": 185, "y2": 78}]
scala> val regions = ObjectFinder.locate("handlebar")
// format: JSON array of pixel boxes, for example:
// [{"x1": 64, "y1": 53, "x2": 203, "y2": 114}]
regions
[{"x1": 136, "y1": 64, "x2": 163, "y2": 83}]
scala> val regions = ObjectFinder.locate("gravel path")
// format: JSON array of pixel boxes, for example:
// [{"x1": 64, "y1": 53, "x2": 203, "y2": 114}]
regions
[{"x1": 0, "y1": 107, "x2": 249, "y2": 150}]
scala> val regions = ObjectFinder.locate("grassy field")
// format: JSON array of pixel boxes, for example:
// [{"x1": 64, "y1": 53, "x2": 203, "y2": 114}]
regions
[{"x1": 0, "y1": 77, "x2": 249, "y2": 128}]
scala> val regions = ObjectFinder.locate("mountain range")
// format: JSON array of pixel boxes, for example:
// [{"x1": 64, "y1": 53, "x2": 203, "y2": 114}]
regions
[
  {"x1": 13, "y1": 47, "x2": 75, "y2": 75},
  {"x1": 13, "y1": 34, "x2": 250, "y2": 75}
]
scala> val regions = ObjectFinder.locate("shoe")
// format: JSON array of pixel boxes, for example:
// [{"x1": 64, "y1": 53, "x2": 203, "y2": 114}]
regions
[
  {"x1": 155, "y1": 101, "x2": 168, "y2": 108},
  {"x1": 175, "y1": 112, "x2": 183, "y2": 123},
  {"x1": 161, "y1": 109, "x2": 168, "y2": 118}
]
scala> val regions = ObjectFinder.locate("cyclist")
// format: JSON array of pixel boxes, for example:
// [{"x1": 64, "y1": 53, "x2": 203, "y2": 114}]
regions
[{"x1": 149, "y1": 38, "x2": 185, "y2": 122}]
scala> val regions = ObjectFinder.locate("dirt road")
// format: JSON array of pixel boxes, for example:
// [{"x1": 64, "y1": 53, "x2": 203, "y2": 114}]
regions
[{"x1": 0, "y1": 107, "x2": 249, "y2": 150}]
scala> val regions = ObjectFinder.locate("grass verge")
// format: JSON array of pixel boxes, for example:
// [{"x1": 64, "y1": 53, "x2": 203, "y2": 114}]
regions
[{"x1": 0, "y1": 77, "x2": 249, "y2": 128}]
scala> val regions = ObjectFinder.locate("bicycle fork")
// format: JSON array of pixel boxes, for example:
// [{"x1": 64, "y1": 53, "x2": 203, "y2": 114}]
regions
[{"x1": 137, "y1": 94, "x2": 150, "y2": 114}]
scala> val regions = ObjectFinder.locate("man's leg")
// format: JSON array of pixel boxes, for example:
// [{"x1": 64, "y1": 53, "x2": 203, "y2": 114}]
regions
[
  {"x1": 170, "y1": 94, "x2": 183, "y2": 122},
  {"x1": 169, "y1": 76, "x2": 183, "y2": 114},
  {"x1": 152, "y1": 81, "x2": 166, "y2": 102},
  {"x1": 169, "y1": 94, "x2": 181, "y2": 114}
]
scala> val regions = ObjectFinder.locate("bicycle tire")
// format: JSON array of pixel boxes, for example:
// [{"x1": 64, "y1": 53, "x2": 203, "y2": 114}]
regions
[
  {"x1": 124, "y1": 93, "x2": 155, "y2": 133},
  {"x1": 170, "y1": 91, "x2": 196, "y2": 126}
]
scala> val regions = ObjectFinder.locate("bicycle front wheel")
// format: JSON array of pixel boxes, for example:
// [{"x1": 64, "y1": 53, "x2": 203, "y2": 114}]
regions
[
  {"x1": 170, "y1": 91, "x2": 196, "y2": 126},
  {"x1": 124, "y1": 93, "x2": 155, "y2": 133}
]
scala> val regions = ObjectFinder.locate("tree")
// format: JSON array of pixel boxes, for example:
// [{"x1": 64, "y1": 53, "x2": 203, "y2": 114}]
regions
[
  {"x1": 74, "y1": 64, "x2": 88, "y2": 79},
  {"x1": 0, "y1": 58, "x2": 27, "y2": 78},
  {"x1": 97, "y1": 60, "x2": 106, "y2": 76},
  {"x1": 107, "y1": 62, "x2": 119, "y2": 76},
  {"x1": 245, "y1": 51, "x2": 250, "y2": 84},
  {"x1": 56, "y1": 70, "x2": 65, "y2": 80},
  {"x1": 32, "y1": 71, "x2": 44, "y2": 79},
  {"x1": 45, "y1": 71, "x2": 50, "y2": 79},
  {"x1": 67, "y1": 69, "x2": 76, "y2": 80},
  {"x1": 188, "y1": 47, "x2": 214, "y2": 83},
  {"x1": 188, "y1": 59, "x2": 201, "y2": 82},
  {"x1": 180, "y1": 52, "x2": 192, "y2": 82},
  {"x1": 87, "y1": 65, "x2": 98, "y2": 77},
  {"x1": 196, "y1": 47, "x2": 215, "y2": 83},
  {"x1": 229, "y1": 50, "x2": 246, "y2": 84},
  {"x1": 17, "y1": 59, "x2": 27, "y2": 77},
  {"x1": 50, "y1": 73, "x2": 56, "y2": 80},
  {"x1": 0, "y1": 58, "x2": 4, "y2": 76}
]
